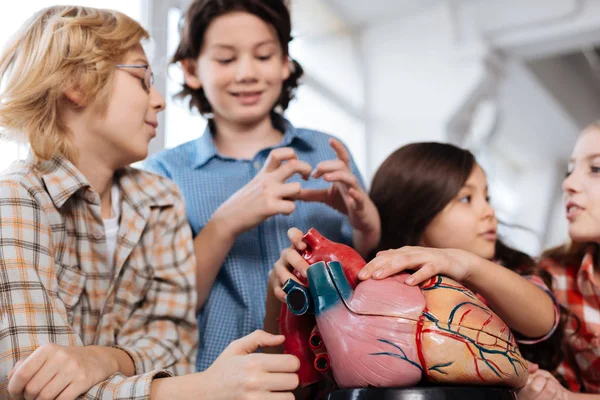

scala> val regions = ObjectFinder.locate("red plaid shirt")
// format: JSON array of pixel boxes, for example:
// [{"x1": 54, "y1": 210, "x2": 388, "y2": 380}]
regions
[{"x1": 541, "y1": 248, "x2": 600, "y2": 393}]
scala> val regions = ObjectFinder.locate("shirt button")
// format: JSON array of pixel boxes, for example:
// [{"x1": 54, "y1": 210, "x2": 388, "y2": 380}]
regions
[
  {"x1": 253, "y1": 161, "x2": 261, "y2": 169},
  {"x1": 92, "y1": 230, "x2": 104, "y2": 240}
]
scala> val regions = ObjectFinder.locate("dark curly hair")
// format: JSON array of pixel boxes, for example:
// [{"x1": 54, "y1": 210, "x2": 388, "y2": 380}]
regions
[{"x1": 171, "y1": 0, "x2": 304, "y2": 116}]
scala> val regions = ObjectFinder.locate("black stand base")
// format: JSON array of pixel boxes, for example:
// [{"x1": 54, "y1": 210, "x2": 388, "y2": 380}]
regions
[{"x1": 327, "y1": 386, "x2": 517, "y2": 400}]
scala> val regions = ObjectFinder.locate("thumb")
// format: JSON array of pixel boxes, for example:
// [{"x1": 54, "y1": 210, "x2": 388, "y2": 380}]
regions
[
  {"x1": 527, "y1": 361, "x2": 539, "y2": 374},
  {"x1": 224, "y1": 330, "x2": 285, "y2": 356}
]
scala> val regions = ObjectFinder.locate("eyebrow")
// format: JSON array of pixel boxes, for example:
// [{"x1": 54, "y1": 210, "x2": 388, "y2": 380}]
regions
[
  {"x1": 463, "y1": 183, "x2": 489, "y2": 192},
  {"x1": 209, "y1": 40, "x2": 278, "y2": 50},
  {"x1": 569, "y1": 153, "x2": 600, "y2": 162}
]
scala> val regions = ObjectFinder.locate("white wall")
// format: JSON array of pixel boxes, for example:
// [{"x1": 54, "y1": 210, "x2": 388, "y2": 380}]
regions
[
  {"x1": 361, "y1": 2, "x2": 487, "y2": 178},
  {"x1": 357, "y1": 0, "x2": 585, "y2": 254}
]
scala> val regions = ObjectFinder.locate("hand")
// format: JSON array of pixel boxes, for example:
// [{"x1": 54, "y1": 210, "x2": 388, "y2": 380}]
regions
[
  {"x1": 357, "y1": 246, "x2": 476, "y2": 286},
  {"x1": 297, "y1": 139, "x2": 380, "y2": 244},
  {"x1": 212, "y1": 148, "x2": 312, "y2": 237},
  {"x1": 270, "y1": 228, "x2": 310, "y2": 303},
  {"x1": 200, "y1": 330, "x2": 300, "y2": 400},
  {"x1": 7, "y1": 344, "x2": 119, "y2": 400},
  {"x1": 518, "y1": 368, "x2": 569, "y2": 400}
]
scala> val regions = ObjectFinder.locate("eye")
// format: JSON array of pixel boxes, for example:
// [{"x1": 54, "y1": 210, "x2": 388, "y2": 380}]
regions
[
  {"x1": 458, "y1": 195, "x2": 472, "y2": 204},
  {"x1": 257, "y1": 54, "x2": 273, "y2": 61},
  {"x1": 141, "y1": 77, "x2": 150, "y2": 92},
  {"x1": 216, "y1": 58, "x2": 234, "y2": 65},
  {"x1": 486, "y1": 195, "x2": 491, "y2": 203},
  {"x1": 591, "y1": 166, "x2": 600, "y2": 174}
]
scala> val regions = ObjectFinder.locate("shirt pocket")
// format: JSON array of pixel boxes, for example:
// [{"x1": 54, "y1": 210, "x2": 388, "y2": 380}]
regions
[
  {"x1": 116, "y1": 261, "x2": 154, "y2": 315},
  {"x1": 55, "y1": 263, "x2": 87, "y2": 312}
]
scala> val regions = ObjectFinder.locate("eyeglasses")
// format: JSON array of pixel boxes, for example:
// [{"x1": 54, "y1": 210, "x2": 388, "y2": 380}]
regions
[{"x1": 116, "y1": 64, "x2": 154, "y2": 93}]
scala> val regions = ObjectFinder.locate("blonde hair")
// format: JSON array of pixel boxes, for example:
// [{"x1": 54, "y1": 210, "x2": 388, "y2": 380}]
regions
[{"x1": 0, "y1": 6, "x2": 149, "y2": 162}]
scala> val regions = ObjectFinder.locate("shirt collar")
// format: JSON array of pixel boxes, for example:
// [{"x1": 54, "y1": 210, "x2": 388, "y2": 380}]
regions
[
  {"x1": 115, "y1": 167, "x2": 175, "y2": 210},
  {"x1": 191, "y1": 114, "x2": 313, "y2": 169},
  {"x1": 576, "y1": 245, "x2": 600, "y2": 288},
  {"x1": 37, "y1": 156, "x2": 92, "y2": 209},
  {"x1": 37, "y1": 155, "x2": 173, "y2": 211}
]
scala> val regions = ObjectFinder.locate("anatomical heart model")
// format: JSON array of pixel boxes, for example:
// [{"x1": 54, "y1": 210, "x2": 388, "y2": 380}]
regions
[{"x1": 277, "y1": 228, "x2": 528, "y2": 389}]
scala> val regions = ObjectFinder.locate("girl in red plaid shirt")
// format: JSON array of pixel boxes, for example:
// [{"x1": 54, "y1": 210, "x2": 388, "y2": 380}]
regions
[{"x1": 539, "y1": 123, "x2": 600, "y2": 398}]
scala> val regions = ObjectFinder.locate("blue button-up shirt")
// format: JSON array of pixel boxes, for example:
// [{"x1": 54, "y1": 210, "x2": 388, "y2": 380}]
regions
[{"x1": 143, "y1": 116, "x2": 364, "y2": 371}]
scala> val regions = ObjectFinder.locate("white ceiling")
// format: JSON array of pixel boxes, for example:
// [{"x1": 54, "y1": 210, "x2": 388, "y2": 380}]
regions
[{"x1": 322, "y1": 0, "x2": 443, "y2": 26}]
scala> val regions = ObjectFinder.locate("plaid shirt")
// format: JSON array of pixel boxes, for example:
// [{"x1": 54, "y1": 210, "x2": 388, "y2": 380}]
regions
[
  {"x1": 0, "y1": 156, "x2": 197, "y2": 399},
  {"x1": 541, "y1": 249, "x2": 600, "y2": 393}
]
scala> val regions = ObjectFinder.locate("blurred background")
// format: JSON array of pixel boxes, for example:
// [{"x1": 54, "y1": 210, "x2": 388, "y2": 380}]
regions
[{"x1": 1, "y1": 0, "x2": 598, "y2": 256}]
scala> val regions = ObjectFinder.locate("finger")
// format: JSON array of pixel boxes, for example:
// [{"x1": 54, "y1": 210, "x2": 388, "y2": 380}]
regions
[
  {"x1": 405, "y1": 262, "x2": 437, "y2": 286},
  {"x1": 329, "y1": 138, "x2": 351, "y2": 165},
  {"x1": 359, "y1": 249, "x2": 430, "y2": 280},
  {"x1": 274, "y1": 285, "x2": 287, "y2": 303},
  {"x1": 55, "y1": 383, "x2": 87, "y2": 400},
  {"x1": 22, "y1": 363, "x2": 58, "y2": 400},
  {"x1": 262, "y1": 393, "x2": 295, "y2": 400},
  {"x1": 358, "y1": 258, "x2": 382, "y2": 280},
  {"x1": 343, "y1": 193, "x2": 356, "y2": 212},
  {"x1": 34, "y1": 372, "x2": 70, "y2": 400},
  {"x1": 527, "y1": 362, "x2": 540, "y2": 374},
  {"x1": 278, "y1": 182, "x2": 302, "y2": 200},
  {"x1": 8, "y1": 351, "x2": 48, "y2": 398},
  {"x1": 228, "y1": 330, "x2": 286, "y2": 356},
  {"x1": 322, "y1": 171, "x2": 359, "y2": 190},
  {"x1": 262, "y1": 372, "x2": 300, "y2": 391},
  {"x1": 277, "y1": 247, "x2": 310, "y2": 279},
  {"x1": 311, "y1": 159, "x2": 347, "y2": 179},
  {"x1": 249, "y1": 353, "x2": 300, "y2": 373},
  {"x1": 7, "y1": 360, "x2": 24, "y2": 382},
  {"x1": 287, "y1": 228, "x2": 306, "y2": 251},
  {"x1": 272, "y1": 159, "x2": 313, "y2": 181},
  {"x1": 273, "y1": 259, "x2": 300, "y2": 287},
  {"x1": 547, "y1": 382, "x2": 565, "y2": 400},
  {"x1": 272, "y1": 200, "x2": 296, "y2": 216},
  {"x1": 262, "y1": 148, "x2": 298, "y2": 173},
  {"x1": 296, "y1": 188, "x2": 329, "y2": 204},
  {"x1": 347, "y1": 187, "x2": 365, "y2": 211},
  {"x1": 358, "y1": 252, "x2": 405, "y2": 280},
  {"x1": 528, "y1": 376, "x2": 550, "y2": 399}
]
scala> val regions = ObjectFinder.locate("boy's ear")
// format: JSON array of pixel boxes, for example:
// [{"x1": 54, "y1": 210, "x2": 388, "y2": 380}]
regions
[
  {"x1": 180, "y1": 59, "x2": 202, "y2": 89},
  {"x1": 64, "y1": 87, "x2": 87, "y2": 108}
]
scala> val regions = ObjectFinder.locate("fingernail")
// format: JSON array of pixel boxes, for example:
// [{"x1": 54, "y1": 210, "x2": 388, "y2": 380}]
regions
[
  {"x1": 405, "y1": 277, "x2": 415, "y2": 285},
  {"x1": 358, "y1": 271, "x2": 367, "y2": 279},
  {"x1": 373, "y1": 270, "x2": 383, "y2": 278},
  {"x1": 532, "y1": 378, "x2": 545, "y2": 392}
]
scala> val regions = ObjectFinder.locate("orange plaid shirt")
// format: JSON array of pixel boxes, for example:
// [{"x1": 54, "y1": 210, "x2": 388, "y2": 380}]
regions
[
  {"x1": 541, "y1": 248, "x2": 600, "y2": 393},
  {"x1": 0, "y1": 156, "x2": 197, "y2": 399}
]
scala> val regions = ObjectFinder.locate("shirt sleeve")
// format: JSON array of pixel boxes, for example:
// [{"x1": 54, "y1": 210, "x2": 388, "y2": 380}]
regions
[
  {"x1": 0, "y1": 180, "x2": 173, "y2": 399},
  {"x1": 113, "y1": 183, "x2": 197, "y2": 376},
  {"x1": 514, "y1": 274, "x2": 560, "y2": 345}
]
